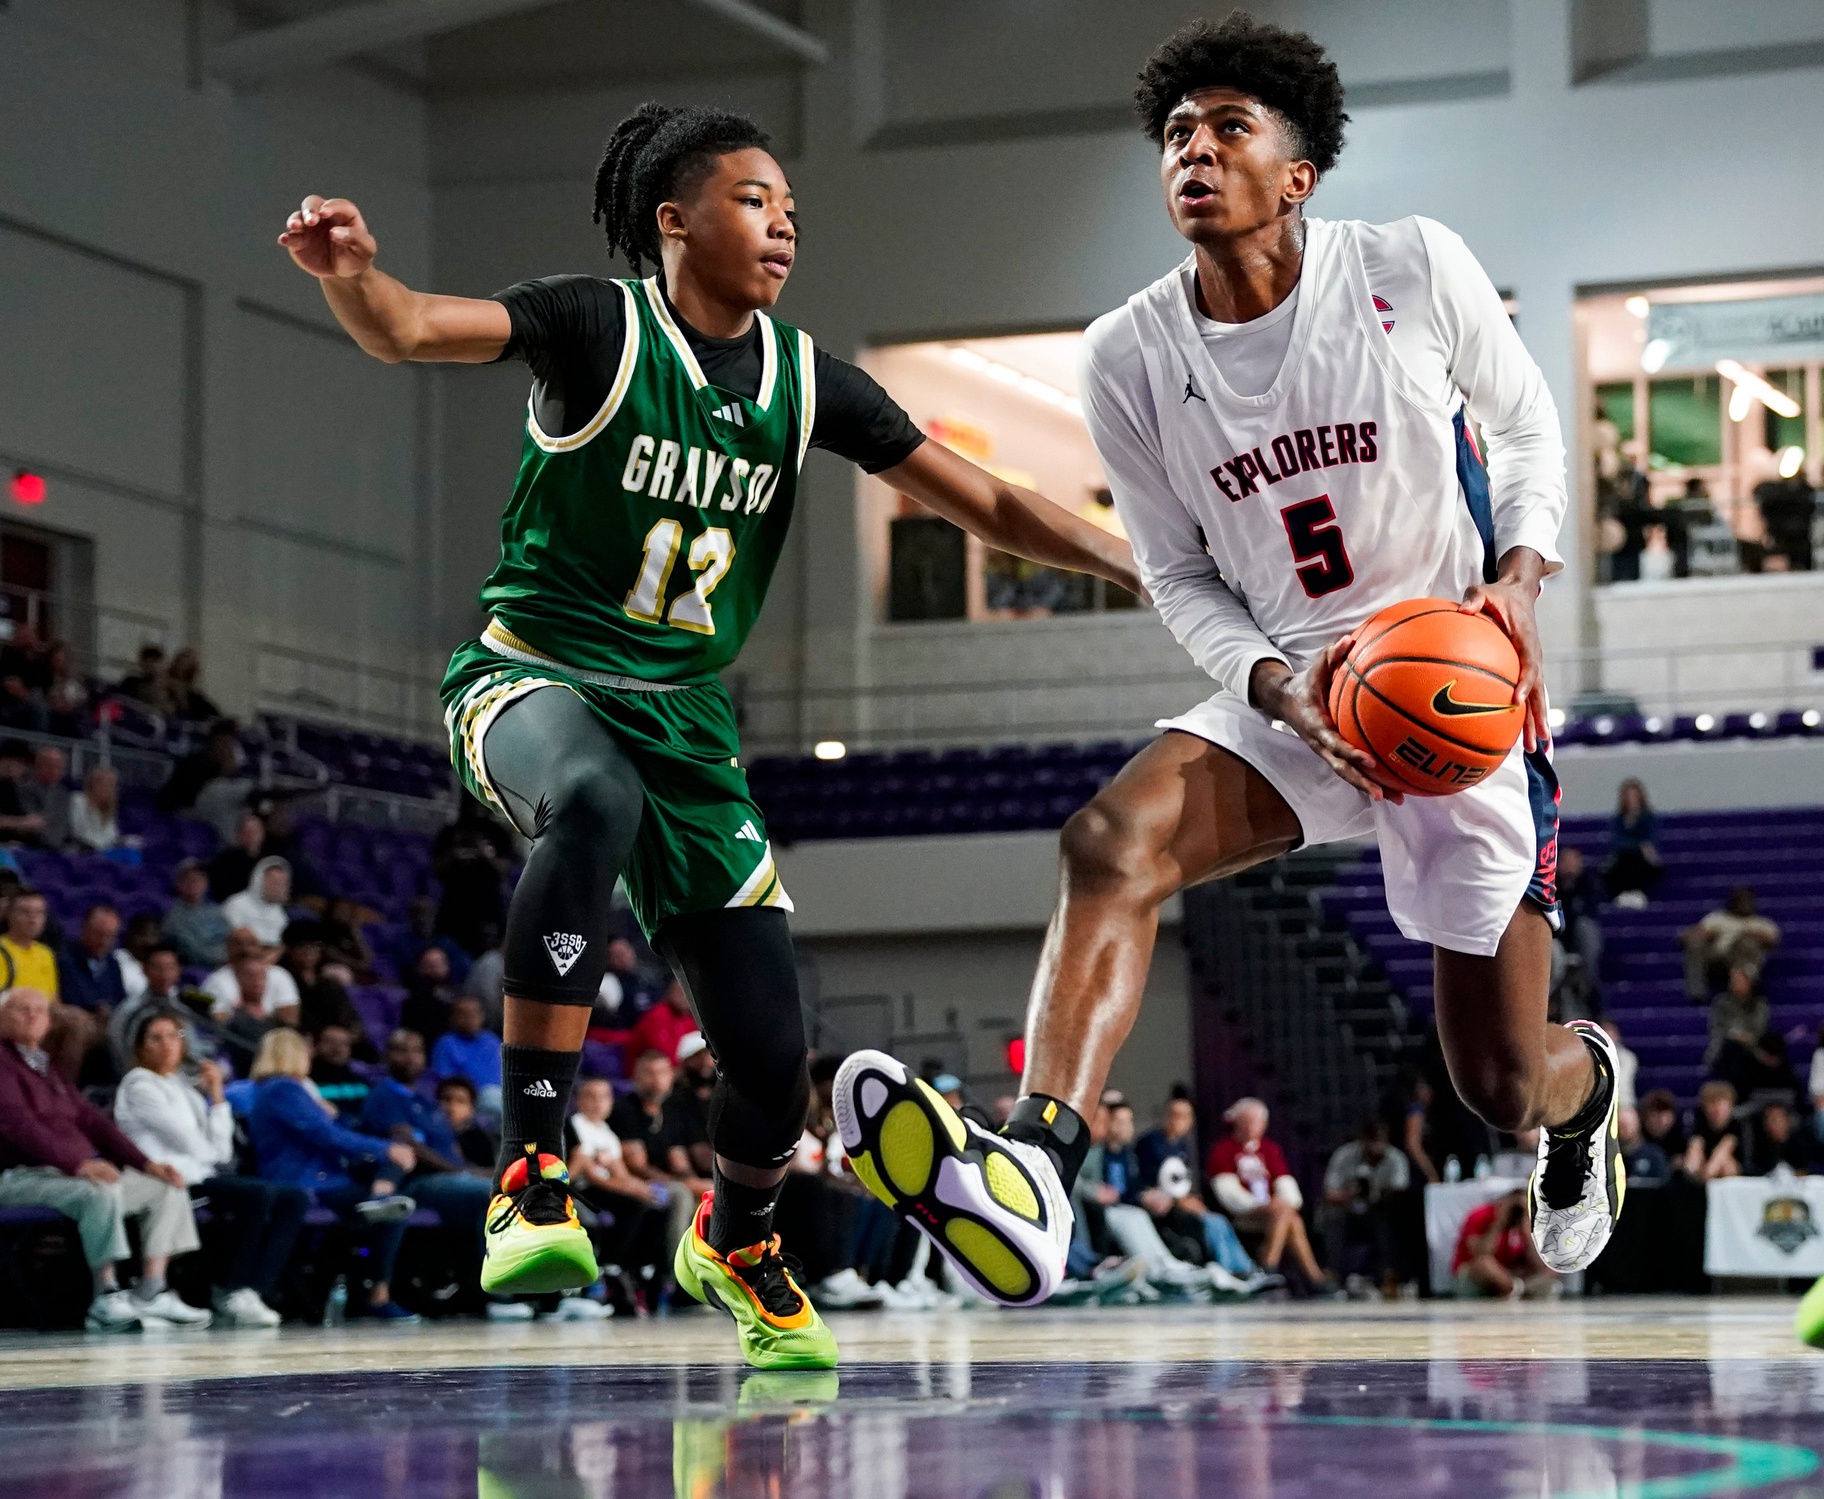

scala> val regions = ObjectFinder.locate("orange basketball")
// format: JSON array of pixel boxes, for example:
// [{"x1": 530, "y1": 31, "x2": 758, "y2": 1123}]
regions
[{"x1": 1326, "y1": 597, "x2": 1524, "y2": 797}]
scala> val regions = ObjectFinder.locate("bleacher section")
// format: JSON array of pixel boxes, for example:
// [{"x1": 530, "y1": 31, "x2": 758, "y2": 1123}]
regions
[{"x1": 1321, "y1": 807, "x2": 1824, "y2": 1105}]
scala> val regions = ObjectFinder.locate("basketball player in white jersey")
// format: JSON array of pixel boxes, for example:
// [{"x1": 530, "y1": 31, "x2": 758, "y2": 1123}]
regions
[{"x1": 836, "y1": 13, "x2": 1623, "y2": 1305}]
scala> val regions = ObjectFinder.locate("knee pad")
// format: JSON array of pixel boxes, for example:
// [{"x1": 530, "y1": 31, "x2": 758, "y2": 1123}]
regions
[{"x1": 707, "y1": 1060, "x2": 811, "y2": 1171}]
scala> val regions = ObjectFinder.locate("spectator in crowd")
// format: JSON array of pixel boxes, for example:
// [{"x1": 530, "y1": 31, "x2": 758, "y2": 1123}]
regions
[
  {"x1": 1452, "y1": 1188, "x2": 1555, "y2": 1298},
  {"x1": 45, "y1": 643, "x2": 88, "y2": 737},
  {"x1": 1552, "y1": 846, "x2": 1604, "y2": 1018},
  {"x1": 3, "y1": 888, "x2": 99, "y2": 1081},
  {"x1": 113, "y1": 1010, "x2": 303, "y2": 1326},
  {"x1": 1605, "y1": 778, "x2": 1662, "y2": 908},
  {"x1": 1640, "y1": 1089, "x2": 1687, "y2": 1163},
  {"x1": 67, "y1": 764, "x2": 123, "y2": 853},
  {"x1": 207, "y1": 813, "x2": 265, "y2": 905},
  {"x1": 108, "y1": 945, "x2": 219, "y2": 1075},
  {"x1": 1811, "y1": 1024, "x2": 1824, "y2": 1144},
  {"x1": 57, "y1": 903, "x2": 128, "y2": 1016},
  {"x1": 462, "y1": 934, "x2": 505, "y2": 1030},
  {"x1": 222, "y1": 856, "x2": 293, "y2": 950},
  {"x1": 1208, "y1": 1097, "x2": 1332, "y2": 1293},
  {"x1": 625, "y1": 978, "x2": 698, "y2": 1065},
  {"x1": 204, "y1": 928, "x2": 298, "y2": 1074},
  {"x1": 319, "y1": 895, "x2": 376, "y2": 981},
  {"x1": 245, "y1": 1027, "x2": 419, "y2": 1321},
  {"x1": 438, "y1": 1077, "x2": 498, "y2": 1172},
  {"x1": 309, "y1": 1025, "x2": 370, "y2": 1120},
  {"x1": 116, "y1": 643, "x2": 169, "y2": 710},
  {"x1": 1319, "y1": 1118, "x2": 1411, "y2": 1296},
  {"x1": 431, "y1": 995, "x2": 502, "y2": 1113},
  {"x1": 0, "y1": 988, "x2": 210, "y2": 1331},
  {"x1": 19, "y1": 745, "x2": 70, "y2": 848},
  {"x1": 1684, "y1": 1080, "x2": 1743, "y2": 1180},
  {"x1": 431, "y1": 796, "x2": 511, "y2": 959},
  {"x1": 566, "y1": 1076, "x2": 666, "y2": 1281},
  {"x1": 164, "y1": 649, "x2": 219, "y2": 723},
  {"x1": 611, "y1": 1048, "x2": 708, "y2": 1258},
  {"x1": 163, "y1": 859, "x2": 231, "y2": 969},
  {"x1": 159, "y1": 719, "x2": 243, "y2": 818},
  {"x1": 0, "y1": 670, "x2": 46, "y2": 733},
  {"x1": 401, "y1": 944, "x2": 458, "y2": 1044},
  {"x1": 595, "y1": 937, "x2": 661, "y2": 1023},
  {"x1": 1135, "y1": 1090, "x2": 1263, "y2": 1281},
  {"x1": 1684, "y1": 886, "x2": 1781, "y2": 1002},
  {"x1": 671, "y1": 1033, "x2": 717, "y2": 1175},
  {"x1": 1706, "y1": 965, "x2": 1794, "y2": 1098},
  {"x1": 0, "y1": 740, "x2": 47, "y2": 843},
  {"x1": 358, "y1": 1028, "x2": 495, "y2": 1256},
  {"x1": 1750, "y1": 1100, "x2": 1811, "y2": 1176},
  {"x1": 280, "y1": 920, "x2": 367, "y2": 1052},
  {"x1": 115, "y1": 912, "x2": 163, "y2": 1003},
  {"x1": 1383, "y1": 1065, "x2": 1440, "y2": 1184},
  {"x1": 1601, "y1": 1018, "x2": 1639, "y2": 1112},
  {"x1": 1618, "y1": 1106, "x2": 1672, "y2": 1184},
  {"x1": 390, "y1": 895, "x2": 472, "y2": 987}
]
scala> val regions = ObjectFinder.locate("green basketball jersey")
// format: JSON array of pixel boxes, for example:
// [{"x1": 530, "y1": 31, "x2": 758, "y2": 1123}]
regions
[{"x1": 479, "y1": 277, "x2": 815, "y2": 682}]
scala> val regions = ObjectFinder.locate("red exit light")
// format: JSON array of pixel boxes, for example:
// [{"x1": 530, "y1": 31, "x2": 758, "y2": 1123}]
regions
[
  {"x1": 1005, "y1": 1036, "x2": 1025, "y2": 1075},
  {"x1": 9, "y1": 471, "x2": 45, "y2": 506}
]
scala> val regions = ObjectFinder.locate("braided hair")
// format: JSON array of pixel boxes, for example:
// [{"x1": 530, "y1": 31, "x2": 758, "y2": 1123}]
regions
[{"x1": 592, "y1": 102, "x2": 775, "y2": 275}]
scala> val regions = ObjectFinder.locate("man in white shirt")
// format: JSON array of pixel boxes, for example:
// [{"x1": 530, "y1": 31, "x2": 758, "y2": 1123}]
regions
[{"x1": 838, "y1": 13, "x2": 1622, "y2": 1308}]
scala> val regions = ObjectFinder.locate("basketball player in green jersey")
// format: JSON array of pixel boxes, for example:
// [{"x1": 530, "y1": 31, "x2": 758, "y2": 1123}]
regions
[{"x1": 280, "y1": 103, "x2": 1138, "y2": 1370}]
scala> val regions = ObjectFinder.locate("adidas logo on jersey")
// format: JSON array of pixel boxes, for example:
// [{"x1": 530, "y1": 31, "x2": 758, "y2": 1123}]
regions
[
  {"x1": 711, "y1": 402, "x2": 746, "y2": 427},
  {"x1": 522, "y1": 1078, "x2": 558, "y2": 1099},
  {"x1": 543, "y1": 932, "x2": 587, "y2": 976},
  {"x1": 735, "y1": 820, "x2": 761, "y2": 843}
]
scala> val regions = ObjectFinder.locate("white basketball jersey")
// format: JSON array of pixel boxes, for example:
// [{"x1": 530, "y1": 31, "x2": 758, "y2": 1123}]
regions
[{"x1": 1125, "y1": 218, "x2": 1491, "y2": 675}]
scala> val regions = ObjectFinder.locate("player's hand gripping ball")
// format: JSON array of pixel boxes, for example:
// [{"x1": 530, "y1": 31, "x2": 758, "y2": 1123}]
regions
[{"x1": 1326, "y1": 598, "x2": 1524, "y2": 797}]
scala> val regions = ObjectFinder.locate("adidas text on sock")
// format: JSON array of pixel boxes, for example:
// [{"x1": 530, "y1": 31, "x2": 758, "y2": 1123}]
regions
[{"x1": 497, "y1": 1044, "x2": 580, "y2": 1187}]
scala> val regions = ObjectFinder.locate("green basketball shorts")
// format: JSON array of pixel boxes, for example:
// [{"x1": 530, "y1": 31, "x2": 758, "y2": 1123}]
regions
[{"x1": 441, "y1": 629, "x2": 790, "y2": 936}]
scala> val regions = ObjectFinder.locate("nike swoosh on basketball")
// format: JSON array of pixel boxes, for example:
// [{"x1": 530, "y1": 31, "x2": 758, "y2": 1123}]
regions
[{"x1": 1431, "y1": 681, "x2": 1511, "y2": 717}]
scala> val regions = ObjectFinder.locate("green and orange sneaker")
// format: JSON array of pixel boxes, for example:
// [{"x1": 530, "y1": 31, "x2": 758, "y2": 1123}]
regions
[
  {"x1": 673, "y1": 1194, "x2": 839, "y2": 1370},
  {"x1": 480, "y1": 1148, "x2": 598, "y2": 1295}
]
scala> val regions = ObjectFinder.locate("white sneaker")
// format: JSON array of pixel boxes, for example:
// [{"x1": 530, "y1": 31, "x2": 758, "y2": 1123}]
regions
[
  {"x1": 552, "y1": 1294, "x2": 612, "y2": 1321},
  {"x1": 356, "y1": 1193, "x2": 417, "y2": 1224},
  {"x1": 808, "y1": 1267, "x2": 886, "y2": 1310},
  {"x1": 834, "y1": 1050, "x2": 1071, "y2": 1307},
  {"x1": 85, "y1": 1289, "x2": 144, "y2": 1333},
  {"x1": 213, "y1": 1287, "x2": 282, "y2": 1327},
  {"x1": 135, "y1": 1289, "x2": 213, "y2": 1327},
  {"x1": 1208, "y1": 1263, "x2": 1256, "y2": 1296},
  {"x1": 1529, "y1": 1017, "x2": 1626, "y2": 1273},
  {"x1": 485, "y1": 1300, "x2": 537, "y2": 1321}
]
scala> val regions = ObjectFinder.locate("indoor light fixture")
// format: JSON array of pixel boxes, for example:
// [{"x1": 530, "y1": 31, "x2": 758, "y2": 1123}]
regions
[
  {"x1": 1624, "y1": 295, "x2": 1650, "y2": 317},
  {"x1": 948, "y1": 347, "x2": 1084, "y2": 418},
  {"x1": 1716, "y1": 359, "x2": 1801, "y2": 419},
  {"x1": 1694, "y1": 713, "x2": 1717, "y2": 732},
  {"x1": 1805, "y1": 709, "x2": 1822, "y2": 729},
  {"x1": 1547, "y1": 707, "x2": 1566, "y2": 729},
  {"x1": 1749, "y1": 711, "x2": 1769, "y2": 730},
  {"x1": 813, "y1": 740, "x2": 846, "y2": 761},
  {"x1": 1777, "y1": 445, "x2": 1806, "y2": 479},
  {"x1": 1640, "y1": 338, "x2": 1671, "y2": 373}
]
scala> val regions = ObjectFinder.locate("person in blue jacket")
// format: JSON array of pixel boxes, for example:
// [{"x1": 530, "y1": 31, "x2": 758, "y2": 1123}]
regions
[{"x1": 245, "y1": 1027, "x2": 420, "y2": 1321}]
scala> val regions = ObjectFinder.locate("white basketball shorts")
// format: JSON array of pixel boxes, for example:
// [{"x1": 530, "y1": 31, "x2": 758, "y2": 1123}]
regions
[{"x1": 1157, "y1": 692, "x2": 1561, "y2": 957}]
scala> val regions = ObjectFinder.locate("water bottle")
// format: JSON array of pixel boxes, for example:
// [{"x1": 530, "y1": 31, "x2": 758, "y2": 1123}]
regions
[
  {"x1": 1443, "y1": 1155, "x2": 1462, "y2": 1183},
  {"x1": 322, "y1": 1275, "x2": 348, "y2": 1328},
  {"x1": 1474, "y1": 1155, "x2": 1492, "y2": 1180}
]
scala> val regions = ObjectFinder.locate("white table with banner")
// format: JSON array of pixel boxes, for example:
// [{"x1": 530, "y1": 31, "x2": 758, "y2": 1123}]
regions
[{"x1": 1705, "y1": 1170, "x2": 1824, "y2": 1278}]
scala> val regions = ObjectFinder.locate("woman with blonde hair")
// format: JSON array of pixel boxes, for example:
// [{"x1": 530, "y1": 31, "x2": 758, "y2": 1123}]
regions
[{"x1": 246, "y1": 1025, "x2": 422, "y2": 1321}]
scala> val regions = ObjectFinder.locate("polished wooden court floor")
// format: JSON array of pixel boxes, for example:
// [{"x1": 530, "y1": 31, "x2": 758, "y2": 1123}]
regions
[{"x1": 8, "y1": 1298, "x2": 1824, "y2": 1496}]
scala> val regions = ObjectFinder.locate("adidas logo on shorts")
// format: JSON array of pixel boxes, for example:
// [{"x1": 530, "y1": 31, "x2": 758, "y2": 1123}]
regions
[
  {"x1": 735, "y1": 820, "x2": 761, "y2": 843},
  {"x1": 543, "y1": 932, "x2": 587, "y2": 976},
  {"x1": 522, "y1": 1078, "x2": 558, "y2": 1099}
]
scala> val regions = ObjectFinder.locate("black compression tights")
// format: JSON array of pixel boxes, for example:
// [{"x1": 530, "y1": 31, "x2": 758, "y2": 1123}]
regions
[{"x1": 484, "y1": 686, "x2": 810, "y2": 1169}]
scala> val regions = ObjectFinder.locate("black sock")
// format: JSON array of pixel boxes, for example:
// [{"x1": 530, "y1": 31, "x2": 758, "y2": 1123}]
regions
[
  {"x1": 496, "y1": 1044, "x2": 580, "y2": 1188},
  {"x1": 706, "y1": 1166, "x2": 785, "y2": 1254},
  {"x1": 1001, "y1": 1094, "x2": 1091, "y2": 1193}
]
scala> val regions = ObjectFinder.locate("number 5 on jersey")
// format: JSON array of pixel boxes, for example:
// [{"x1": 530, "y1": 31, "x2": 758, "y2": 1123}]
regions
[
  {"x1": 625, "y1": 519, "x2": 735, "y2": 634},
  {"x1": 1281, "y1": 494, "x2": 1354, "y2": 599}
]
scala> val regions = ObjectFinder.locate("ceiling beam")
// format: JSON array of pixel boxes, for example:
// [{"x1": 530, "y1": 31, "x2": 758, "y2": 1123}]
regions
[
  {"x1": 211, "y1": 0, "x2": 569, "y2": 84},
  {"x1": 682, "y1": 0, "x2": 828, "y2": 65}
]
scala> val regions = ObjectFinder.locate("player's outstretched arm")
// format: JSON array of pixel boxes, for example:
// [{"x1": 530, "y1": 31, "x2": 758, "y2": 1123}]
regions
[
  {"x1": 278, "y1": 195, "x2": 510, "y2": 364},
  {"x1": 876, "y1": 441, "x2": 1144, "y2": 598}
]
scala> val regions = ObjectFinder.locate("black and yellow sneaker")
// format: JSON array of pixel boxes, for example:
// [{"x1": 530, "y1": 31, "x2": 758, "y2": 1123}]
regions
[
  {"x1": 481, "y1": 1149, "x2": 599, "y2": 1295},
  {"x1": 833, "y1": 1049, "x2": 1071, "y2": 1306},
  {"x1": 673, "y1": 1195, "x2": 839, "y2": 1370},
  {"x1": 1528, "y1": 1018, "x2": 1625, "y2": 1273}
]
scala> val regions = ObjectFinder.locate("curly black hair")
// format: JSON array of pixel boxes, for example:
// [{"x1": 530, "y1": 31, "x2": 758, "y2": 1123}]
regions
[
  {"x1": 592, "y1": 102, "x2": 775, "y2": 275},
  {"x1": 1134, "y1": 13, "x2": 1348, "y2": 177}
]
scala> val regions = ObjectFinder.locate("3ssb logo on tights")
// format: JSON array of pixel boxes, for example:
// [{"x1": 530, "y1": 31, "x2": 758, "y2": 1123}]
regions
[{"x1": 543, "y1": 932, "x2": 588, "y2": 977}]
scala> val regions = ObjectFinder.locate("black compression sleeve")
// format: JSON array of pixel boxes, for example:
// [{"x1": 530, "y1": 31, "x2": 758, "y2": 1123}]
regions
[
  {"x1": 489, "y1": 275, "x2": 628, "y2": 440},
  {"x1": 811, "y1": 350, "x2": 926, "y2": 474}
]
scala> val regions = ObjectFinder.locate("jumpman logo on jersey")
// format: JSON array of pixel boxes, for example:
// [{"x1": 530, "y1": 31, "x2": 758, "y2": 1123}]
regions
[
  {"x1": 711, "y1": 401, "x2": 746, "y2": 427},
  {"x1": 735, "y1": 820, "x2": 761, "y2": 842},
  {"x1": 1183, "y1": 374, "x2": 1206, "y2": 404}
]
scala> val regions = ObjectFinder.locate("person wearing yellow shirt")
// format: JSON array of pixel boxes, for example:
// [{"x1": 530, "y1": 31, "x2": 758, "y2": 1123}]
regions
[{"x1": 3, "y1": 889, "x2": 88, "y2": 1078}]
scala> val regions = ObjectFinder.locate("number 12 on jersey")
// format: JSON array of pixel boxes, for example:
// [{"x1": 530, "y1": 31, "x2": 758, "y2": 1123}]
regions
[
  {"x1": 624, "y1": 519, "x2": 735, "y2": 634},
  {"x1": 1281, "y1": 494, "x2": 1354, "y2": 598}
]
